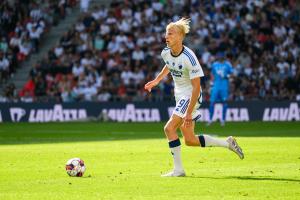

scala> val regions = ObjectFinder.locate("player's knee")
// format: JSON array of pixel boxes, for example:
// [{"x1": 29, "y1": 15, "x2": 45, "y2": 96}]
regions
[{"x1": 164, "y1": 124, "x2": 174, "y2": 135}]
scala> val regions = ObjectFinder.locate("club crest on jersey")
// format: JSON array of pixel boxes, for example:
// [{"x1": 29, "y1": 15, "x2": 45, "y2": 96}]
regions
[
  {"x1": 172, "y1": 62, "x2": 175, "y2": 66},
  {"x1": 178, "y1": 65, "x2": 183, "y2": 69}
]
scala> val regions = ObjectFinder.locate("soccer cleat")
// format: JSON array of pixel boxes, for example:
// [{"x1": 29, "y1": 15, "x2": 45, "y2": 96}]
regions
[
  {"x1": 161, "y1": 170, "x2": 186, "y2": 177},
  {"x1": 226, "y1": 136, "x2": 244, "y2": 159}
]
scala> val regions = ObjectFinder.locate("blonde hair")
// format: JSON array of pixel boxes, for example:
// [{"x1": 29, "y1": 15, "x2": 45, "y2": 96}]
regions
[{"x1": 166, "y1": 17, "x2": 191, "y2": 36}]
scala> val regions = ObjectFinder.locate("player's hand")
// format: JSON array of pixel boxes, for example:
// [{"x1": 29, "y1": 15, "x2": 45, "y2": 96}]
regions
[
  {"x1": 144, "y1": 80, "x2": 158, "y2": 92},
  {"x1": 183, "y1": 113, "x2": 193, "y2": 128}
]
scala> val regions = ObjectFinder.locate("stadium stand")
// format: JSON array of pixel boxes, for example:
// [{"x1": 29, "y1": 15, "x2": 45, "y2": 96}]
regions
[
  {"x1": 0, "y1": 0, "x2": 77, "y2": 101},
  {"x1": 1, "y1": 0, "x2": 300, "y2": 102}
]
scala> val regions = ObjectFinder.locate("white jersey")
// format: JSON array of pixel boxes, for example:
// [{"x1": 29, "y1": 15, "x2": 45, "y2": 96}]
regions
[{"x1": 161, "y1": 45, "x2": 204, "y2": 98}]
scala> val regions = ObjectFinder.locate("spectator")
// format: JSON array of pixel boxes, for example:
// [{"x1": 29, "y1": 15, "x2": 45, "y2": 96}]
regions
[
  {"x1": 18, "y1": 0, "x2": 300, "y2": 102},
  {"x1": 0, "y1": 51, "x2": 10, "y2": 83},
  {"x1": 80, "y1": 0, "x2": 90, "y2": 13}
]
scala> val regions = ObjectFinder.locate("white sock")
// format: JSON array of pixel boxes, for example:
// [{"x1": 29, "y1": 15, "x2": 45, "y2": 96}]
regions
[
  {"x1": 170, "y1": 145, "x2": 184, "y2": 172},
  {"x1": 169, "y1": 139, "x2": 184, "y2": 172},
  {"x1": 200, "y1": 134, "x2": 229, "y2": 148}
]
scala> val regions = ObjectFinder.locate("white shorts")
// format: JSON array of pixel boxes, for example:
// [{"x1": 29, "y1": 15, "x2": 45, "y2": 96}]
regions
[{"x1": 172, "y1": 94, "x2": 202, "y2": 121}]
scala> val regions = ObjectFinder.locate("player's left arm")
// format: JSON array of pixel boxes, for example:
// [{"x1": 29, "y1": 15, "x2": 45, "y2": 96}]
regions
[
  {"x1": 184, "y1": 77, "x2": 201, "y2": 127},
  {"x1": 183, "y1": 50, "x2": 204, "y2": 127}
]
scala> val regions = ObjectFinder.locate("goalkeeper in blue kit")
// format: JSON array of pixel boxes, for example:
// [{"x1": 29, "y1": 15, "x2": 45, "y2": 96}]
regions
[{"x1": 208, "y1": 52, "x2": 233, "y2": 126}]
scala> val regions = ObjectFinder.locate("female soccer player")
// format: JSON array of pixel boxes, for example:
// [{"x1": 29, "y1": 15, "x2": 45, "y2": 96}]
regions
[{"x1": 144, "y1": 18, "x2": 244, "y2": 177}]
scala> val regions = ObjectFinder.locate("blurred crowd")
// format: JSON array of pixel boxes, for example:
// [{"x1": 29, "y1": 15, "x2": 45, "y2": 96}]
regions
[
  {"x1": 2, "y1": 0, "x2": 300, "y2": 102},
  {"x1": 0, "y1": 0, "x2": 76, "y2": 101}
]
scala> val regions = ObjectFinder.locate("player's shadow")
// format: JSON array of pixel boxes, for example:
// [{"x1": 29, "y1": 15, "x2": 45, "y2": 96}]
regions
[{"x1": 187, "y1": 175, "x2": 300, "y2": 183}]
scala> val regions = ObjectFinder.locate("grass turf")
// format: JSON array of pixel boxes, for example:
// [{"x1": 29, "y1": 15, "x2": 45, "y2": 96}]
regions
[{"x1": 0, "y1": 122, "x2": 299, "y2": 200}]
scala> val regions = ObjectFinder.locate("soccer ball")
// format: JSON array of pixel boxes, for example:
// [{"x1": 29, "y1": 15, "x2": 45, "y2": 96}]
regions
[{"x1": 65, "y1": 158, "x2": 86, "y2": 177}]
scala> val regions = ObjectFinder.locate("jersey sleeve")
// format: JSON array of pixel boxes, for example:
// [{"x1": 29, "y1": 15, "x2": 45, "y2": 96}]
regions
[
  {"x1": 184, "y1": 50, "x2": 204, "y2": 79},
  {"x1": 160, "y1": 47, "x2": 170, "y2": 66}
]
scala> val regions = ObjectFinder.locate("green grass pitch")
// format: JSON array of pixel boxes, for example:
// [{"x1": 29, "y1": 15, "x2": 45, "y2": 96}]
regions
[{"x1": 0, "y1": 122, "x2": 299, "y2": 200}]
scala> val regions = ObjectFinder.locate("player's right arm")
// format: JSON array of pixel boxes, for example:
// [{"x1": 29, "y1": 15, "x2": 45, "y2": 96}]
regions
[{"x1": 144, "y1": 65, "x2": 169, "y2": 92}]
